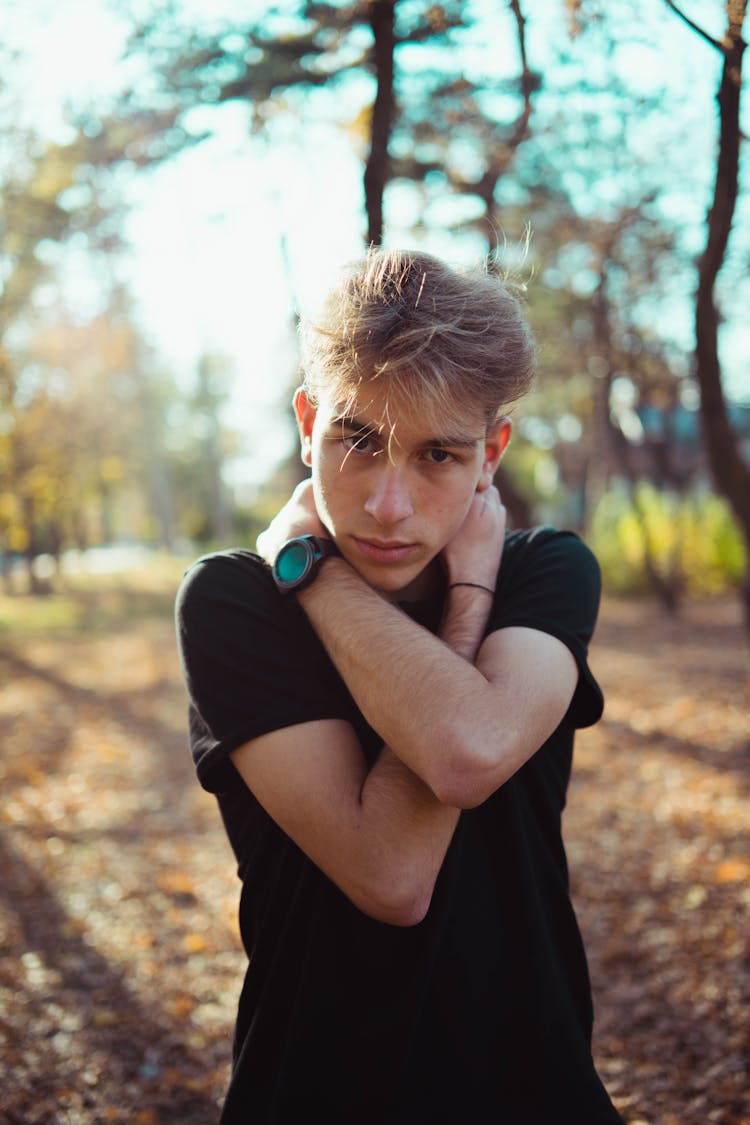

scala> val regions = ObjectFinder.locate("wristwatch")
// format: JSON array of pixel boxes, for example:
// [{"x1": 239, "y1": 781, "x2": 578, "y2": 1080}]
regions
[{"x1": 271, "y1": 535, "x2": 340, "y2": 594}]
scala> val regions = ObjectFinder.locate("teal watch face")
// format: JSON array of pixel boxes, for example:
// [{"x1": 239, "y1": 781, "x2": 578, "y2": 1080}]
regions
[
  {"x1": 273, "y1": 535, "x2": 337, "y2": 592},
  {"x1": 276, "y1": 539, "x2": 311, "y2": 584}
]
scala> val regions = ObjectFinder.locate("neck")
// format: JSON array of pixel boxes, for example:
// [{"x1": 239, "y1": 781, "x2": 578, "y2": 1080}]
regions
[{"x1": 390, "y1": 558, "x2": 444, "y2": 603}]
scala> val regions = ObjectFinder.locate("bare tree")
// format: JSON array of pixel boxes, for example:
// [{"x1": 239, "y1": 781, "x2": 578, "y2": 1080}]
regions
[
  {"x1": 665, "y1": 0, "x2": 750, "y2": 632},
  {"x1": 364, "y1": 1, "x2": 397, "y2": 245}
]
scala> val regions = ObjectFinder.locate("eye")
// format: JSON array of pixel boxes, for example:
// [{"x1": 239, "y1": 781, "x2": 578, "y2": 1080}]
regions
[
  {"x1": 423, "y1": 448, "x2": 455, "y2": 465},
  {"x1": 342, "y1": 431, "x2": 377, "y2": 454}
]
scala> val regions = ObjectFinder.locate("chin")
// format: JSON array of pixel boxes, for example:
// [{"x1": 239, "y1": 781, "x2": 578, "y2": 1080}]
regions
[
  {"x1": 383, "y1": 565, "x2": 439, "y2": 602},
  {"x1": 362, "y1": 568, "x2": 408, "y2": 593}
]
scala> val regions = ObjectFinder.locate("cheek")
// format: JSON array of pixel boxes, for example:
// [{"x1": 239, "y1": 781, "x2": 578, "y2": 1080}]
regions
[
  {"x1": 311, "y1": 456, "x2": 347, "y2": 525},
  {"x1": 430, "y1": 489, "x2": 476, "y2": 543},
  {"x1": 311, "y1": 473, "x2": 333, "y2": 522}
]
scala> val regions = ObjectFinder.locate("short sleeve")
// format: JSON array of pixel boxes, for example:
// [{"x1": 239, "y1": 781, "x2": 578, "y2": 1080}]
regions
[
  {"x1": 175, "y1": 550, "x2": 352, "y2": 793},
  {"x1": 490, "y1": 528, "x2": 604, "y2": 728}
]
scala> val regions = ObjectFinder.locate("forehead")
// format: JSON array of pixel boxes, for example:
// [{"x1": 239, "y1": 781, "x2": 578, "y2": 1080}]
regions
[{"x1": 316, "y1": 384, "x2": 487, "y2": 448}]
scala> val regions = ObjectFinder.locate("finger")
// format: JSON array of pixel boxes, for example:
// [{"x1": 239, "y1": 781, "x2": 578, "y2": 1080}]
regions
[{"x1": 256, "y1": 529, "x2": 271, "y2": 559}]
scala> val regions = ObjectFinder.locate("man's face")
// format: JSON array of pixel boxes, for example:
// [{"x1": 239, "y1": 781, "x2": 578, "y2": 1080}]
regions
[{"x1": 295, "y1": 384, "x2": 509, "y2": 600}]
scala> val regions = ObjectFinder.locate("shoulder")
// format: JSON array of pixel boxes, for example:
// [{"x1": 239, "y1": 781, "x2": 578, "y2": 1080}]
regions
[
  {"x1": 175, "y1": 547, "x2": 307, "y2": 669},
  {"x1": 492, "y1": 526, "x2": 603, "y2": 727},
  {"x1": 498, "y1": 526, "x2": 600, "y2": 606},
  {"x1": 178, "y1": 547, "x2": 269, "y2": 599},
  {"x1": 492, "y1": 526, "x2": 602, "y2": 656},
  {"x1": 502, "y1": 525, "x2": 600, "y2": 575},
  {"x1": 176, "y1": 548, "x2": 276, "y2": 625},
  {"x1": 175, "y1": 547, "x2": 334, "y2": 670}
]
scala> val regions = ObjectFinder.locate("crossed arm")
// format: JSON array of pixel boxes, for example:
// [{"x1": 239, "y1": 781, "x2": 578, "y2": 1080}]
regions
[{"x1": 230, "y1": 484, "x2": 577, "y2": 925}]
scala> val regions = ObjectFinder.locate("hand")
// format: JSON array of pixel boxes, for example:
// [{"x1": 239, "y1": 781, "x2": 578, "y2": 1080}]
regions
[
  {"x1": 441, "y1": 486, "x2": 507, "y2": 591},
  {"x1": 256, "y1": 479, "x2": 328, "y2": 563}
]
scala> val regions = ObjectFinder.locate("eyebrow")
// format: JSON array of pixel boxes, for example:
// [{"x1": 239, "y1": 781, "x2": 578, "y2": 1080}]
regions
[
  {"x1": 333, "y1": 414, "x2": 378, "y2": 433},
  {"x1": 333, "y1": 413, "x2": 482, "y2": 449}
]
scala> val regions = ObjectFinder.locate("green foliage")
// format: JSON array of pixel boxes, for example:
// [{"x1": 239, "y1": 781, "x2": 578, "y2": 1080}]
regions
[
  {"x1": 2, "y1": 0, "x2": 747, "y2": 602},
  {"x1": 590, "y1": 483, "x2": 747, "y2": 596}
]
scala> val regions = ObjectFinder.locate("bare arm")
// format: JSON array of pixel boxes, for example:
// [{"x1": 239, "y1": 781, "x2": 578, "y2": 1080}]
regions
[
  {"x1": 231, "y1": 488, "x2": 501, "y2": 925},
  {"x1": 229, "y1": 572, "x2": 492, "y2": 926},
  {"x1": 293, "y1": 483, "x2": 577, "y2": 808},
  {"x1": 297, "y1": 560, "x2": 577, "y2": 809}
]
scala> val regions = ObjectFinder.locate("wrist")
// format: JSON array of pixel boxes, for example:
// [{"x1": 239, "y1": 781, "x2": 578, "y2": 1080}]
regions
[
  {"x1": 444, "y1": 557, "x2": 500, "y2": 592},
  {"x1": 448, "y1": 581, "x2": 495, "y2": 596},
  {"x1": 271, "y1": 534, "x2": 340, "y2": 594},
  {"x1": 441, "y1": 582, "x2": 495, "y2": 662},
  {"x1": 295, "y1": 554, "x2": 356, "y2": 604}
]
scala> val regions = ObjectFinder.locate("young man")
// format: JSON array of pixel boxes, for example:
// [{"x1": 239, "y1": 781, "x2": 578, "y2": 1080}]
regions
[{"x1": 176, "y1": 249, "x2": 624, "y2": 1124}]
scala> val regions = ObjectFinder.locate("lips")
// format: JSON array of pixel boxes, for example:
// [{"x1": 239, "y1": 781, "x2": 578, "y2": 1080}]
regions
[{"x1": 352, "y1": 537, "x2": 418, "y2": 564}]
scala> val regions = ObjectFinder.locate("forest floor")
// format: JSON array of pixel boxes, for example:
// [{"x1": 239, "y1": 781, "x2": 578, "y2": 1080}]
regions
[{"x1": 0, "y1": 562, "x2": 748, "y2": 1125}]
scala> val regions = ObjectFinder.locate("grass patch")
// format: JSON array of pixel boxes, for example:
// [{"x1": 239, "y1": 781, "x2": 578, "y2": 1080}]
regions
[{"x1": 0, "y1": 555, "x2": 190, "y2": 641}]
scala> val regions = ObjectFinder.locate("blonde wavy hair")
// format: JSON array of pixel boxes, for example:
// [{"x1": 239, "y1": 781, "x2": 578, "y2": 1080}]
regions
[{"x1": 299, "y1": 247, "x2": 536, "y2": 434}]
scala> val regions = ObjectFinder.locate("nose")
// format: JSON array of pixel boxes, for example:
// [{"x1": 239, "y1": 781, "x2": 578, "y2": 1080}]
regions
[{"x1": 363, "y1": 465, "x2": 414, "y2": 526}]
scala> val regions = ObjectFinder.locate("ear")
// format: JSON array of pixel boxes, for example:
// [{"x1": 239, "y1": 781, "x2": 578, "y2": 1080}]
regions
[
  {"x1": 293, "y1": 386, "x2": 317, "y2": 467},
  {"x1": 476, "y1": 418, "x2": 512, "y2": 491}
]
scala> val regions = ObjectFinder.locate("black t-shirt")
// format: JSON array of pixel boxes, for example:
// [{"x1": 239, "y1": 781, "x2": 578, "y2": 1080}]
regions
[{"x1": 176, "y1": 527, "x2": 624, "y2": 1125}]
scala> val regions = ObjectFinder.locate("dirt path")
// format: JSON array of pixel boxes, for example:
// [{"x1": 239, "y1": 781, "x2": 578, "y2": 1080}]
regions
[
  {"x1": 570, "y1": 597, "x2": 749, "y2": 1125},
  {"x1": 0, "y1": 589, "x2": 748, "y2": 1124}
]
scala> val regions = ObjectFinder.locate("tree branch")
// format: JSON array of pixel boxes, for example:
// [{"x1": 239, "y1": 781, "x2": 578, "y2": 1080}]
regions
[
  {"x1": 509, "y1": 0, "x2": 530, "y2": 82},
  {"x1": 662, "y1": 0, "x2": 726, "y2": 53},
  {"x1": 688, "y1": 2, "x2": 750, "y2": 631},
  {"x1": 479, "y1": 0, "x2": 536, "y2": 253},
  {"x1": 364, "y1": 1, "x2": 396, "y2": 246}
]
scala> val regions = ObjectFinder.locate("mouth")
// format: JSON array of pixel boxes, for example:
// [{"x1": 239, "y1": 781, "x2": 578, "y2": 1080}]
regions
[{"x1": 351, "y1": 537, "x2": 419, "y2": 564}]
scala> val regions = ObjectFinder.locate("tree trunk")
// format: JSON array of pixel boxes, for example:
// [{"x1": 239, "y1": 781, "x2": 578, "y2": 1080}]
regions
[
  {"x1": 583, "y1": 262, "x2": 615, "y2": 534},
  {"x1": 483, "y1": 1, "x2": 536, "y2": 254},
  {"x1": 21, "y1": 502, "x2": 49, "y2": 595},
  {"x1": 674, "y1": 2, "x2": 750, "y2": 633},
  {"x1": 364, "y1": 1, "x2": 396, "y2": 246}
]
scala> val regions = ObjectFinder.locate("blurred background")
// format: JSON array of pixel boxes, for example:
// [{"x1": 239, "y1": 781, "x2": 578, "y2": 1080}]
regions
[
  {"x1": 1, "y1": 0, "x2": 748, "y2": 621},
  {"x1": 2, "y1": 4, "x2": 749, "y2": 1122}
]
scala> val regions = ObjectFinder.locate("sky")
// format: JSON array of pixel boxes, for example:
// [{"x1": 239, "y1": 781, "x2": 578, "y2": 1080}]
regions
[
  {"x1": 4, "y1": 0, "x2": 747, "y2": 491},
  {"x1": 7, "y1": 0, "x2": 378, "y2": 487}
]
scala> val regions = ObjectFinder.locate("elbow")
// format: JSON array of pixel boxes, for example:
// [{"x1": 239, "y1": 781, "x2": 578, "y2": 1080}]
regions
[
  {"x1": 428, "y1": 737, "x2": 511, "y2": 810},
  {"x1": 349, "y1": 870, "x2": 435, "y2": 928},
  {"x1": 431, "y1": 773, "x2": 489, "y2": 811},
  {"x1": 369, "y1": 895, "x2": 432, "y2": 928}
]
